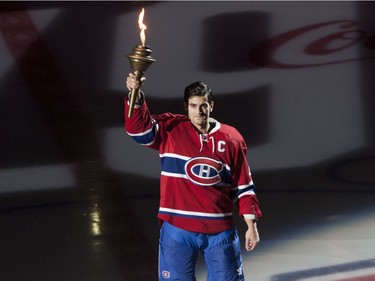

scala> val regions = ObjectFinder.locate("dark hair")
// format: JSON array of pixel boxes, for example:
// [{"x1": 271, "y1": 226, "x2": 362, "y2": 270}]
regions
[{"x1": 184, "y1": 81, "x2": 213, "y2": 103}]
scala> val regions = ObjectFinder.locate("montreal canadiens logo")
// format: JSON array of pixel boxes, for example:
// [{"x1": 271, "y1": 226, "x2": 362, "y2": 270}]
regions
[
  {"x1": 185, "y1": 157, "x2": 224, "y2": 186},
  {"x1": 162, "y1": 270, "x2": 170, "y2": 278}
]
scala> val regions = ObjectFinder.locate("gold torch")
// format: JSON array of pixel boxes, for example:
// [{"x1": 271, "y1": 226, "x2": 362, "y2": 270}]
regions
[{"x1": 127, "y1": 8, "x2": 156, "y2": 117}]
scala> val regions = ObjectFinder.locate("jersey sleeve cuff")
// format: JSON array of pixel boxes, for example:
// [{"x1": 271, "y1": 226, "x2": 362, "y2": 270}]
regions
[
  {"x1": 243, "y1": 214, "x2": 258, "y2": 221},
  {"x1": 127, "y1": 91, "x2": 145, "y2": 106}
]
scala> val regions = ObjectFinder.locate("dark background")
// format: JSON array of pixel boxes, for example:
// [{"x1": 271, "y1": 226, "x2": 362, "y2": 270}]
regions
[{"x1": 0, "y1": 2, "x2": 374, "y2": 280}]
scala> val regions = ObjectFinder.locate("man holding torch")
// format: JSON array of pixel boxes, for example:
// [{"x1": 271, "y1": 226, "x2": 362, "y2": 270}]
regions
[{"x1": 125, "y1": 73, "x2": 262, "y2": 281}]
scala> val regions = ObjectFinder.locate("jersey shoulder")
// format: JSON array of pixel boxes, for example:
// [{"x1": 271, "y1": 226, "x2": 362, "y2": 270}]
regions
[
  {"x1": 152, "y1": 112, "x2": 188, "y2": 123},
  {"x1": 152, "y1": 113, "x2": 191, "y2": 133},
  {"x1": 217, "y1": 123, "x2": 244, "y2": 142}
]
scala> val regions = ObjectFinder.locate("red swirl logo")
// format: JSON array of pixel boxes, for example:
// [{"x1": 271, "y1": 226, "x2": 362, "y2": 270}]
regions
[{"x1": 249, "y1": 20, "x2": 375, "y2": 68}]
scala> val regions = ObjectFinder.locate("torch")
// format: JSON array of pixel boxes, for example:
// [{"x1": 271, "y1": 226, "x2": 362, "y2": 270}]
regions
[{"x1": 127, "y1": 8, "x2": 156, "y2": 117}]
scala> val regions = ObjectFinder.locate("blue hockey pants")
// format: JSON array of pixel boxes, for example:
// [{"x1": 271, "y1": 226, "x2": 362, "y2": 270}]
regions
[{"x1": 158, "y1": 222, "x2": 245, "y2": 281}]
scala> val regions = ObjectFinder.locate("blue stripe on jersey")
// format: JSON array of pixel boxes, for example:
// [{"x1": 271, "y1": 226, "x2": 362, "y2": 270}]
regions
[
  {"x1": 235, "y1": 184, "x2": 255, "y2": 198},
  {"x1": 128, "y1": 122, "x2": 158, "y2": 145},
  {"x1": 160, "y1": 154, "x2": 187, "y2": 175}
]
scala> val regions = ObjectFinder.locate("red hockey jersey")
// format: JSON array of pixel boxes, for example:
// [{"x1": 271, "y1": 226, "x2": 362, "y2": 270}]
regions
[{"x1": 125, "y1": 97, "x2": 262, "y2": 234}]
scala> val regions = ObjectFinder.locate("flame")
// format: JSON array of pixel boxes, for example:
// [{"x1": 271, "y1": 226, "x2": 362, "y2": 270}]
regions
[{"x1": 138, "y1": 8, "x2": 146, "y2": 46}]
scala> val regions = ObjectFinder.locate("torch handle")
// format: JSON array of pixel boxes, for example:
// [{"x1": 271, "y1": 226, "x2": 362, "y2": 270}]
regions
[
  {"x1": 128, "y1": 72, "x2": 142, "y2": 118},
  {"x1": 128, "y1": 87, "x2": 140, "y2": 118}
]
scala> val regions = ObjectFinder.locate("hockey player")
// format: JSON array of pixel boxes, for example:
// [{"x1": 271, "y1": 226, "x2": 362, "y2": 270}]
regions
[{"x1": 125, "y1": 73, "x2": 262, "y2": 281}]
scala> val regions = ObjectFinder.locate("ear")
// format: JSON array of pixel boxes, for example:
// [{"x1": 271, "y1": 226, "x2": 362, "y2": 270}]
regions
[
  {"x1": 210, "y1": 101, "x2": 214, "y2": 112},
  {"x1": 184, "y1": 102, "x2": 188, "y2": 112}
]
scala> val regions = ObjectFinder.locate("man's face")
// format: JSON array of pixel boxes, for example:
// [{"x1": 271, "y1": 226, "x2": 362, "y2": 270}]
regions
[{"x1": 185, "y1": 95, "x2": 214, "y2": 132}]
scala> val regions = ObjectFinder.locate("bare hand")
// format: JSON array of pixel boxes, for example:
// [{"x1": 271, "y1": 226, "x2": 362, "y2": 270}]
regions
[
  {"x1": 126, "y1": 73, "x2": 146, "y2": 91},
  {"x1": 244, "y1": 220, "x2": 260, "y2": 251}
]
